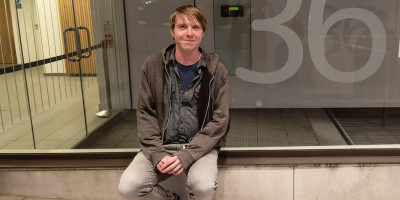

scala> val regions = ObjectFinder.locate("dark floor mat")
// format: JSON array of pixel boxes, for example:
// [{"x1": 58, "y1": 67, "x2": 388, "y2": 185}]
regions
[{"x1": 75, "y1": 108, "x2": 347, "y2": 149}]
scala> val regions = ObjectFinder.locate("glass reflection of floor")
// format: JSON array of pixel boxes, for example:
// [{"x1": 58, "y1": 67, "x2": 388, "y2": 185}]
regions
[
  {"x1": 331, "y1": 108, "x2": 400, "y2": 145},
  {"x1": 0, "y1": 66, "x2": 110, "y2": 149}
]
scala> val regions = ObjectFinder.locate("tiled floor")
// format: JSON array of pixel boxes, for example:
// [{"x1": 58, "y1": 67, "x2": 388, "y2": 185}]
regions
[{"x1": 0, "y1": 66, "x2": 112, "y2": 149}]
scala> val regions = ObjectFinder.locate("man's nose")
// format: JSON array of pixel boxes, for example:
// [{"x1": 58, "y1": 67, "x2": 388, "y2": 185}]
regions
[{"x1": 186, "y1": 28, "x2": 193, "y2": 36}]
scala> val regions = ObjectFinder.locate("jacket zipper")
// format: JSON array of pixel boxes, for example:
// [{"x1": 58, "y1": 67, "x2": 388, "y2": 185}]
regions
[
  {"x1": 162, "y1": 63, "x2": 172, "y2": 143},
  {"x1": 201, "y1": 75, "x2": 214, "y2": 129}
]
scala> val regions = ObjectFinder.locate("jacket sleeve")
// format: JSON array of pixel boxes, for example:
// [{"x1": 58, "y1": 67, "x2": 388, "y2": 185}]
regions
[
  {"x1": 174, "y1": 63, "x2": 230, "y2": 170},
  {"x1": 137, "y1": 58, "x2": 169, "y2": 167}
]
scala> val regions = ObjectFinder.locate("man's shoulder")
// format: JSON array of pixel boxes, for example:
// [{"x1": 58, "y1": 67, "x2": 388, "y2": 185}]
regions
[
  {"x1": 145, "y1": 52, "x2": 163, "y2": 64},
  {"x1": 144, "y1": 45, "x2": 174, "y2": 67},
  {"x1": 203, "y1": 52, "x2": 228, "y2": 77},
  {"x1": 141, "y1": 52, "x2": 164, "y2": 72}
]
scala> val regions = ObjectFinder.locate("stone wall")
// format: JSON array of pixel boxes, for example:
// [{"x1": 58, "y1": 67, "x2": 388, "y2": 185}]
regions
[{"x1": 1, "y1": 164, "x2": 400, "y2": 200}]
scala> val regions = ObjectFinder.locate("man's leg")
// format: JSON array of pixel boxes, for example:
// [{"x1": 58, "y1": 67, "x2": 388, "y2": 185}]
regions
[
  {"x1": 187, "y1": 149, "x2": 219, "y2": 200},
  {"x1": 118, "y1": 151, "x2": 177, "y2": 199}
]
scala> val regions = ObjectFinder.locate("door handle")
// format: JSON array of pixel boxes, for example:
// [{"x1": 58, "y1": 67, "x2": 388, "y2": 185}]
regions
[
  {"x1": 77, "y1": 26, "x2": 92, "y2": 58},
  {"x1": 63, "y1": 28, "x2": 82, "y2": 62},
  {"x1": 63, "y1": 26, "x2": 93, "y2": 62}
]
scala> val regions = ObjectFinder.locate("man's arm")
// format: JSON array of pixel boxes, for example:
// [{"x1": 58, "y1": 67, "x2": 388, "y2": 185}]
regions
[{"x1": 137, "y1": 58, "x2": 169, "y2": 167}]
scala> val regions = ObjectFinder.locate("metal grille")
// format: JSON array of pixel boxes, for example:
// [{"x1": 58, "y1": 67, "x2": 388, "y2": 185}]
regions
[
  {"x1": 75, "y1": 109, "x2": 347, "y2": 148},
  {"x1": 331, "y1": 108, "x2": 400, "y2": 145},
  {"x1": 75, "y1": 111, "x2": 139, "y2": 148}
]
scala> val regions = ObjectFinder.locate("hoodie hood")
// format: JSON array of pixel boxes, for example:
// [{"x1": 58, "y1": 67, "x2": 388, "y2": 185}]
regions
[{"x1": 161, "y1": 44, "x2": 219, "y2": 76}]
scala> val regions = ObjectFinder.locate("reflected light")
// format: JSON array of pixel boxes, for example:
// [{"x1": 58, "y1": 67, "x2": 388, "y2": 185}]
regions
[
  {"x1": 255, "y1": 99, "x2": 263, "y2": 107},
  {"x1": 221, "y1": 24, "x2": 232, "y2": 30}
]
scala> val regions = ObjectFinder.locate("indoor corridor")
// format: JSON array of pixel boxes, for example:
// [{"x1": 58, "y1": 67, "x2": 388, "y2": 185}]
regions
[{"x1": 0, "y1": 65, "x2": 110, "y2": 149}]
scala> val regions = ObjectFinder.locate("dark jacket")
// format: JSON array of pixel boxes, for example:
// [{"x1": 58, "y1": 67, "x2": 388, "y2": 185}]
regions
[{"x1": 137, "y1": 44, "x2": 230, "y2": 170}]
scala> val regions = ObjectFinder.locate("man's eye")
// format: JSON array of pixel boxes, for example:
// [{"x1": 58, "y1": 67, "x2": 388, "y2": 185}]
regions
[{"x1": 179, "y1": 25, "x2": 186, "y2": 29}]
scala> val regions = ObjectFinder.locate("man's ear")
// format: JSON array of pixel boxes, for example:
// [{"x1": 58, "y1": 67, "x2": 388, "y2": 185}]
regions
[{"x1": 170, "y1": 29, "x2": 175, "y2": 40}]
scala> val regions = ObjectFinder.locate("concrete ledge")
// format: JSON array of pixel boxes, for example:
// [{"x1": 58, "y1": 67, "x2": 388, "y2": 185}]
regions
[
  {"x1": 1, "y1": 164, "x2": 400, "y2": 200},
  {"x1": 2, "y1": 146, "x2": 400, "y2": 199}
]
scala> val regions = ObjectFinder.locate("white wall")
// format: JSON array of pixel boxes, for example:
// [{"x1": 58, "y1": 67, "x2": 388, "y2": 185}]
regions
[
  {"x1": 10, "y1": 0, "x2": 37, "y2": 64},
  {"x1": 36, "y1": 0, "x2": 65, "y2": 74},
  {"x1": 10, "y1": 0, "x2": 65, "y2": 74}
]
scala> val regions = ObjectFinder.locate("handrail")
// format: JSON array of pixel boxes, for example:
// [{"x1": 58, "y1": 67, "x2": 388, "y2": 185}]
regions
[{"x1": 0, "y1": 43, "x2": 102, "y2": 76}]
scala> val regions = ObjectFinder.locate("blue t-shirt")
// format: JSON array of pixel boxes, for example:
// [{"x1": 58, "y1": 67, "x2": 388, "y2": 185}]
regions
[{"x1": 177, "y1": 61, "x2": 198, "y2": 90}]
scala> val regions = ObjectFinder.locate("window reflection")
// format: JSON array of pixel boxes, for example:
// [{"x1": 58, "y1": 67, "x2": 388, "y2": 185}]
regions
[{"x1": 2, "y1": 0, "x2": 400, "y2": 150}]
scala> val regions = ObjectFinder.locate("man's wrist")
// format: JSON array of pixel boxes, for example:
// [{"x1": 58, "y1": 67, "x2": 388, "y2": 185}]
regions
[
  {"x1": 151, "y1": 152, "x2": 170, "y2": 168},
  {"x1": 174, "y1": 150, "x2": 194, "y2": 170}
]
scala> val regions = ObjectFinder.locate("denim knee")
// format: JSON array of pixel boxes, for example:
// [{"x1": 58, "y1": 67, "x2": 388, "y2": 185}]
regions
[
  {"x1": 119, "y1": 174, "x2": 151, "y2": 199},
  {"x1": 119, "y1": 176, "x2": 138, "y2": 198},
  {"x1": 188, "y1": 177, "x2": 218, "y2": 198}
]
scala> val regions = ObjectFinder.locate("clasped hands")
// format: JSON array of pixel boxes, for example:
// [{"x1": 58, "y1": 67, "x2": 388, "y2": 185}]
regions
[{"x1": 156, "y1": 155, "x2": 184, "y2": 175}]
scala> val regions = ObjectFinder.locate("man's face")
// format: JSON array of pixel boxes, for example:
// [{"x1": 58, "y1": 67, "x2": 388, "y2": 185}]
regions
[{"x1": 170, "y1": 15, "x2": 205, "y2": 53}]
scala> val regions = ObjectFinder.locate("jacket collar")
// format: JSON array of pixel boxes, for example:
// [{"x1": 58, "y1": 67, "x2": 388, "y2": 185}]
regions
[{"x1": 162, "y1": 44, "x2": 219, "y2": 76}]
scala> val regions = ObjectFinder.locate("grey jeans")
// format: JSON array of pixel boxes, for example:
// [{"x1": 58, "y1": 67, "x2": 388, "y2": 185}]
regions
[{"x1": 119, "y1": 144, "x2": 218, "y2": 200}]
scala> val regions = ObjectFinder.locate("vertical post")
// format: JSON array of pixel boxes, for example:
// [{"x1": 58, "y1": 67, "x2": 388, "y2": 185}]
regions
[{"x1": 96, "y1": 40, "x2": 111, "y2": 118}]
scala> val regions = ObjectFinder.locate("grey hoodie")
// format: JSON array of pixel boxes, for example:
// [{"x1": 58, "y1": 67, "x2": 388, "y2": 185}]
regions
[{"x1": 137, "y1": 44, "x2": 230, "y2": 170}]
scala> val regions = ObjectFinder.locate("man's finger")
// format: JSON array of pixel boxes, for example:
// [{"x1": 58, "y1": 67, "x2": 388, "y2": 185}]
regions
[
  {"x1": 168, "y1": 164, "x2": 182, "y2": 174},
  {"x1": 157, "y1": 156, "x2": 173, "y2": 173},
  {"x1": 165, "y1": 159, "x2": 181, "y2": 174},
  {"x1": 166, "y1": 156, "x2": 184, "y2": 174},
  {"x1": 173, "y1": 167, "x2": 184, "y2": 175}
]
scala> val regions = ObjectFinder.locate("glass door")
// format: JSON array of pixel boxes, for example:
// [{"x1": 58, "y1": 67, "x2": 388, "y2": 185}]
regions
[{"x1": 0, "y1": 0, "x2": 123, "y2": 149}]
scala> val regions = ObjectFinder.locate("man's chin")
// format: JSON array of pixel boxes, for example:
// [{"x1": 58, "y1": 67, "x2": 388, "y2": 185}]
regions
[{"x1": 179, "y1": 46, "x2": 198, "y2": 52}]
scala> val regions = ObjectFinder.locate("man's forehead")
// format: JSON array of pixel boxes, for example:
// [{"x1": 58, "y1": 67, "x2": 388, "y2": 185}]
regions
[{"x1": 175, "y1": 14, "x2": 200, "y2": 25}]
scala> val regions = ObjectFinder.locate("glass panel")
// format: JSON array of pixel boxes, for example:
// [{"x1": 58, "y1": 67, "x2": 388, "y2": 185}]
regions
[
  {"x1": 217, "y1": 0, "x2": 400, "y2": 147},
  {"x1": 214, "y1": 0, "x2": 251, "y2": 75},
  {"x1": 0, "y1": 0, "x2": 127, "y2": 150},
  {"x1": 75, "y1": 0, "x2": 124, "y2": 143},
  {"x1": 228, "y1": 0, "x2": 399, "y2": 108},
  {"x1": 0, "y1": 0, "x2": 35, "y2": 149},
  {"x1": 72, "y1": 0, "x2": 193, "y2": 149},
  {"x1": 3, "y1": 0, "x2": 400, "y2": 151},
  {"x1": 117, "y1": 0, "x2": 400, "y2": 149},
  {"x1": 28, "y1": 0, "x2": 88, "y2": 149}
]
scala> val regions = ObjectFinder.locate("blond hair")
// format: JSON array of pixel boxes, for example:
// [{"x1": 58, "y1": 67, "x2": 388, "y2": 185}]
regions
[{"x1": 169, "y1": 5, "x2": 207, "y2": 32}]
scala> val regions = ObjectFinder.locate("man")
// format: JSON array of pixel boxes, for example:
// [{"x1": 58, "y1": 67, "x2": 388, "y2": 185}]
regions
[{"x1": 119, "y1": 5, "x2": 229, "y2": 200}]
